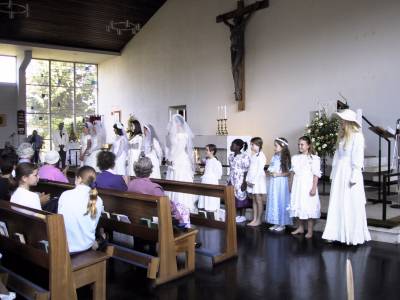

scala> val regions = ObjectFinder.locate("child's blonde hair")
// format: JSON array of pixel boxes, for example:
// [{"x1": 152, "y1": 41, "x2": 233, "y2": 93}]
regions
[
  {"x1": 339, "y1": 120, "x2": 360, "y2": 149},
  {"x1": 77, "y1": 166, "x2": 98, "y2": 219}
]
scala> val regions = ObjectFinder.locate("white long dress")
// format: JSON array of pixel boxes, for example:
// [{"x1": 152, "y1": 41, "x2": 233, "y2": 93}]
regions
[
  {"x1": 166, "y1": 132, "x2": 195, "y2": 211},
  {"x1": 198, "y1": 157, "x2": 223, "y2": 211},
  {"x1": 289, "y1": 154, "x2": 321, "y2": 219},
  {"x1": 144, "y1": 138, "x2": 163, "y2": 179},
  {"x1": 85, "y1": 135, "x2": 101, "y2": 172},
  {"x1": 246, "y1": 151, "x2": 267, "y2": 194},
  {"x1": 80, "y1": 134, "x2": 91, "y2": 167},
  {"x1": 127, "y1": 134, "x2": 143, "y2": 176},
  {"x1": 322, "y1": 132, "x2": 371, "y2": 245},
  {"x1": 113, "y1": 135, "x2": 128, "y2": 176}
]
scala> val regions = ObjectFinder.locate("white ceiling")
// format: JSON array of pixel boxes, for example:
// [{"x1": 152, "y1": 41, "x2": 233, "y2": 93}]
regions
[{"x1": 0, "y1": 41, "x2": 118, "y2": 64}]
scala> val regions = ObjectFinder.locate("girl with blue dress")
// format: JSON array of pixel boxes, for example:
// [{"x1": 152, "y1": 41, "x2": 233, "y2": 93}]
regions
[{"x1": 266, "y1": 137, "x2": 292, "y2": 231}]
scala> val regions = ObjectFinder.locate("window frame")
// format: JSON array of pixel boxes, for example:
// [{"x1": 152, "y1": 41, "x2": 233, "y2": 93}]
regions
[{"x1": 25, "y1": 58, "x2": 98, "y2": 150}]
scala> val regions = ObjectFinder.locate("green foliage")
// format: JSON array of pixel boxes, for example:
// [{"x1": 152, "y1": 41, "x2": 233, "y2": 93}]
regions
[
  {"x1": 305, "y1": 112, "x2": 340, "y2": 157},
  {"x1": 26, "y1": 59, "x2": 97, "y2": 150}
]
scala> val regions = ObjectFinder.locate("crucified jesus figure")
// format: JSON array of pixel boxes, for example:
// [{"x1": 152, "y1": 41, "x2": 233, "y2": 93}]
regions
[{"x1": 223, "y1": 13, "x2": 252, "y2": 102}]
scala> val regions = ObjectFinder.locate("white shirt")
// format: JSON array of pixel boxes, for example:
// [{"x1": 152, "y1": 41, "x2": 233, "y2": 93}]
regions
[
  {"x1": 58, "y1": 184, "x2": 104, "y2": 253},
  {"x1": 10, "y1": 187, "x2": 42, "y2": 210},
  {"x1": 52, "y1": 129, "x2": 69, "y2": 151},
  {"x1": 202, "y1": 157, "x2": 223, "y2": 183}
]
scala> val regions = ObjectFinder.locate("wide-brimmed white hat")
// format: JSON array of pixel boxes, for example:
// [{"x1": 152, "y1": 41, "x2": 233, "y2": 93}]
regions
[
  {"x1": 44, "y1": 150, "x2": 60, "y2": 165},
  {"x1": 333, "y1": 109, "x2": 362, "y2": 127}
]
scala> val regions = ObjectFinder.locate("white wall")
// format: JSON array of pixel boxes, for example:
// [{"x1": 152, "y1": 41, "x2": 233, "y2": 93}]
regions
[
  {"x1": 0, "y1": 83, "x2": 18, "y2": 148},
  {"x1": 99, "y1": 0, "x2": 400, "y2": 158}
]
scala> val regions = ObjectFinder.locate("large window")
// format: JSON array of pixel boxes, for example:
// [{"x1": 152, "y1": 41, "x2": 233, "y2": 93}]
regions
[
  {"x1": 26, "y1": 59, "x2": 97, "y2": 152},
  {"x1": 0, "y1": 55, "x2": 17, "y2": 83}
]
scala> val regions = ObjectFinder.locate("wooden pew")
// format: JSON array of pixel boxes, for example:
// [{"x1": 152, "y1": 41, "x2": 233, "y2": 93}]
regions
[
  {"x1": 65, "y1": 172, "x2": 237, "y2": 266},
  {"x1": 151, "y1": 178, "x2": 237, "y2": 265},
  {"x1": 33, "y1": 180, "x2": 198, "y2": 286},
  {"x1": 0, "y1": 200, "x2": 110, "y2": 300}
]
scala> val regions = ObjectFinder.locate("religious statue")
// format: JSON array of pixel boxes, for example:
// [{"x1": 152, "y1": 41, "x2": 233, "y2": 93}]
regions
[
  {"x1": 217, "y1": 0, "x2": 269, "y2": 109},
  {"x1": 223, "y1": 14, "x2": 252, "y2": 102}
]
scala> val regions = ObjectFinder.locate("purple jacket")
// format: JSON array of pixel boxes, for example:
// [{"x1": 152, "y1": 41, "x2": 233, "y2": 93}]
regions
[
  {"x1": 95, "y1": 170, "x2": 127, "y2": 192},
  {"x1": 127, "y1": 178, "x2": 164, "y2": 196}
]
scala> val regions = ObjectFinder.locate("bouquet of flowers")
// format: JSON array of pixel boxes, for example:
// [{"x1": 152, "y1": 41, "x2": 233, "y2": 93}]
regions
[
  {"x1": 306, "y1": 111, "x2": 340, "y2": 157},
  {"x1": 126, "y1": 114, "x2": 137, "y2": 139}
]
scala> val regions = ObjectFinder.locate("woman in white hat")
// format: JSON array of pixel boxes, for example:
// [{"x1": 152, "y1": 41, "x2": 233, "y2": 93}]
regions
[
  {"x1": 38, "y1": 150, "x2": 69, "y2": 183},
  {"x1": 322, "y1": 109, "x2": 371, "y2": 245}
]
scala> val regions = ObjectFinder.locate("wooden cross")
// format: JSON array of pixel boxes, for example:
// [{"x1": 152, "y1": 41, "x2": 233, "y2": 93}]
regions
[{"x1": 217, "y1": 0, "x2": 269, "y2": 111}]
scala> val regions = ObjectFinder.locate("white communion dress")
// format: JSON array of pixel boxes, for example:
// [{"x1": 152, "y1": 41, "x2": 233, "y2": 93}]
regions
[
  {"x1": 322, "y1": 132, "x2": 371, "y2": 245},
  {"x1": 85, "y1": 135, "x2": 101, "y2": 172},
  {"x1": 166, "y1": 132, "x2": 196, "y2": 211},
  {"x1": 198, "y1": 157, "x2": 223, "y2": 211},
  {"x1": 289, "y1": 154, "x2": 321, "y2": 219},
  {"x1": 127, "y1": 134, "x2": 143, "y2": 176},
  {"x1": 112, "y1": 135, "x2": 128, "y2": 176}
]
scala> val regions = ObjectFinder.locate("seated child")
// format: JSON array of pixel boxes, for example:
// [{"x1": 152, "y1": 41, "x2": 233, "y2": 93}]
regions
[{"x1": 58, "y1": 166, "x2": 104, "y2": 253}]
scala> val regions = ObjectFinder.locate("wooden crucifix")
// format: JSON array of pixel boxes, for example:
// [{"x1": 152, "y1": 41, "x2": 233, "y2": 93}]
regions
[{"x1": 217, "y1": 0, "x2": 269, "y2": 111}]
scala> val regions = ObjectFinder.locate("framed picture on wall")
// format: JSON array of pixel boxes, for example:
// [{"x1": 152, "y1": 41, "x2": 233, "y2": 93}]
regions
[
  {"x1": 0, "y1": 114, "x2": 7, "y2": 127},
  {"x1": 111, "y1": 110, "x2": 121, "y2": 123},
  {"x1": 169, "y1": 105, "x2": 187, "y2": 121}
]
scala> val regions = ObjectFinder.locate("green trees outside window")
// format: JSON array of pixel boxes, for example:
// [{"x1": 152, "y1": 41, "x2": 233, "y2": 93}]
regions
[{"x1": 26, "y1": 59, "x2": 97, "y2": 152}]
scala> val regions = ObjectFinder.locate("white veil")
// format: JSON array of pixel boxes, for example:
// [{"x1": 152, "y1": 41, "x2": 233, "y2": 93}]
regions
[
  {"x1": 142, "y1": 123, "x2": 162, "y2": 156},
  {"x1": 166, "y1": 114, "x2": 194, "y2": 170},
  {"x1": 93, "y1": 120, "x2": 106, "y2": 148},
  {"x1": 114, "y1": 121, "x2": 129, "y2": 152}
]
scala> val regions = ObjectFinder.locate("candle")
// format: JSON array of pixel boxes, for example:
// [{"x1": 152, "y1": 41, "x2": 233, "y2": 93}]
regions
[
  {"x1": 224, "y1": 105, "x2": 227, "y2": 119},
  {"x1": 217, "y1": 106, "x2": 220, "y2": 119}
]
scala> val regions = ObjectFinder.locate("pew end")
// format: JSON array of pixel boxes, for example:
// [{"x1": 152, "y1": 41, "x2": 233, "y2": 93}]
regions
[{"x1": 0, "y1": 201, "x2": 110, "y2": 299}]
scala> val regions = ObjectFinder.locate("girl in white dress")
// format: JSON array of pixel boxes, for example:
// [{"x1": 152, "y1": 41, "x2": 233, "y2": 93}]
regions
[
  {"x1": 289, "y1": 136, "x2": 321, "y2": 238},
  {"x1": 246, "y1": 137, "x2": 267, "y2": 227},
  {"x1": 85, "y1": 121, "x2": 104, "y2": 172},
  {"x1": 112, "y1": 122, "x2": 129, "y2": 176},
  {"x1": 322, "y1": 109, "x2": 371, "y2": 245},
  {"x1": 11, "y1": 163, "x2": 49, "y2": 210},
  {"x1": 80, "y1": 123, "x2": 92, "y2": 167},
  {"x1": 198, "y1": 144, "x2": 223, "y2": 212},
  {"x1": 166, "y1": 114, "x2": 195, "y2": 218},
  {"x1": 142, "y1": 124, "x2": 163, "y2": 179},
  {"x1": 127, "y1": 120, "x2": 143, "y2": 176}
]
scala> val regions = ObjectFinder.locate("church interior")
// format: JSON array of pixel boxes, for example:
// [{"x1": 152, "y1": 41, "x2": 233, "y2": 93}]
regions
[{"x1": 1, "y1": 0, "x2": 400, "y2": 299}]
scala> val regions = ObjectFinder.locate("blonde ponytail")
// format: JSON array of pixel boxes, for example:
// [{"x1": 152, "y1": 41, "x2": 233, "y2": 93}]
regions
[{"x1": 85, "y1": 187, "x2": 98, "y2": 219}]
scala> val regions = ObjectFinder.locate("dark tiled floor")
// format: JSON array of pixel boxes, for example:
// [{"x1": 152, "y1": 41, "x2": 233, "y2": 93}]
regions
[{"x1": 79, "y1": 225, "x2": 400, "y2": 300}]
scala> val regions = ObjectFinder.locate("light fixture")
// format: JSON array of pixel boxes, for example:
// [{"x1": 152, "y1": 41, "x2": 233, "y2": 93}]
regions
[
  {"x1": 106, "y1": 20, "x2": 141, "y2": 36},
  {"x1": 0, "y1": 0, "x2": 29, "y2": 19}
]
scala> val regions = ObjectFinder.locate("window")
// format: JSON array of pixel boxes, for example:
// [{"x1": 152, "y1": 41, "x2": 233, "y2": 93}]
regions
[
  {"x1": 26, "y1": 59, "x2": 98, "y2": 152},
  {"x1": 0, "y1": 56, "x2": 17, "y2": 83}
]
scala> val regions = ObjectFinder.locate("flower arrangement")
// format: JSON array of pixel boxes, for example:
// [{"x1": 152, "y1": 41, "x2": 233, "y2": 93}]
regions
[
  {"x1": 126, "y1": 114, "x2": 137, "y2": 139},
  {"x1": 306, "y1": 111, "x2": 340, "y2": 157}
]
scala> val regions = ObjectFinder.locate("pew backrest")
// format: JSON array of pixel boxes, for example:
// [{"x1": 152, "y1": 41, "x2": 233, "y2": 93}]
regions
[{"x1": 0, "y1": 200, "x2": 77, "y2": 300}]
